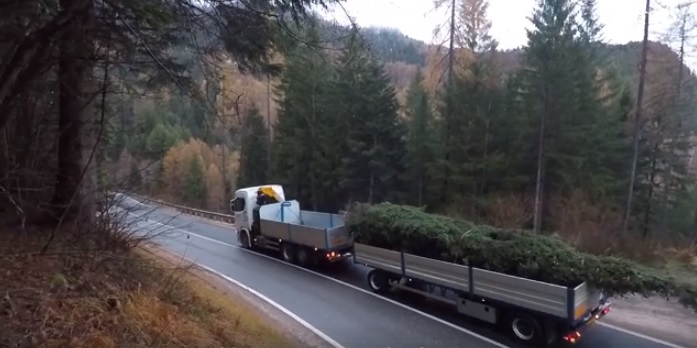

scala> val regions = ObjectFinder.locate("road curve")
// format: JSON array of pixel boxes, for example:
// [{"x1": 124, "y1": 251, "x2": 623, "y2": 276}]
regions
[{"x1": 117, "y1": 196, "x2": 691, "y2": 348}]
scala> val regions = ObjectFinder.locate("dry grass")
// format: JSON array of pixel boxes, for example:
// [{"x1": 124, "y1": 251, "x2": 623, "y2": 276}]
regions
[
  {"x1": 0, "y1": 222, "x2": 297, "y2": 348},
  {"x1": 442, "y1": 192, "x2": 533, "y2": 228},
  {"x1": 444, "y1": 191, "x2": 697, "y2": 283}
]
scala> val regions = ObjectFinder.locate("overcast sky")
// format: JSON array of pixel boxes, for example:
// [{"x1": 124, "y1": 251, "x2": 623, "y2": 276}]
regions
[{"x1": 321, "y1": 0, "x2": 697, "y2": 69}]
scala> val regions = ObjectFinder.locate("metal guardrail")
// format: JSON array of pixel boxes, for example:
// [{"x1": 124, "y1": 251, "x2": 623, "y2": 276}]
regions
[{"x1": 125, "y1": 192, "x2": 235, "y2": 224}]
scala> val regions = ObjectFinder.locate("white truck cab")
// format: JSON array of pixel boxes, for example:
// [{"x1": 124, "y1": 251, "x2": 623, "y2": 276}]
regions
[{"x1": 230, "y1": 184, "x2": 285, "y2": 246}]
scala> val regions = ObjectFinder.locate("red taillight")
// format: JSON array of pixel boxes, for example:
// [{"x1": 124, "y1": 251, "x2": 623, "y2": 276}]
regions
[
  {"x1": 602, "y1": 306, "x2": 611, "y2": 315},
  {"x1": 563, "y1": 331, "x2": 581, "y2": 344}
]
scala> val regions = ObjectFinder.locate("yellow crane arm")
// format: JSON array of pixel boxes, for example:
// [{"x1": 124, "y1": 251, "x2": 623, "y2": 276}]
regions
[{"x1": 258, "y1": 186, "x2": 283, "y2": 203}]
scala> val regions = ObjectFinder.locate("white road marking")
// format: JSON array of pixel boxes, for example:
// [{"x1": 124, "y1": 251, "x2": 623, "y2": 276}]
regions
[
  {"x1": 149, "y1": 245, "x2": 345, "y2": 348},
  {"x1": 120, "y1": 194, "x2": 145, "y2": 207},
  {"x1": 596, "y1": 322, "x2": 687, "y2": 348},
  {"x1": 128, "y1": 202, "x2": 689, "y2": 348}
]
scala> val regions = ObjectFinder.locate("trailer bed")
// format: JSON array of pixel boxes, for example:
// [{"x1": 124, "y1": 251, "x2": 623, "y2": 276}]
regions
[
  {"x1": 259, "y1": 201, "x2": 353, "y2": 250},
  {"x1": 354, "y1": 243, "x2": 599, "y2": 323}
]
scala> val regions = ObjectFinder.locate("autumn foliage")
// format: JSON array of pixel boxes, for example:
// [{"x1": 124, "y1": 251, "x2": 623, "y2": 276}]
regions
[{"x1": 160, "y1": 138, "x2": 239, "y2": 211}]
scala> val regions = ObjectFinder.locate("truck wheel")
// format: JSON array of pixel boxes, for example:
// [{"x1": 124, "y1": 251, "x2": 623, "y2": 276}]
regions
[
  {"x1": 295, "y1": 247, "x2": 311, "y2": 267},
  {"x1": 239, "y1": 230, "x2": 251, "y2": 249},
  {"x1": 281, "y1": 243, "x2": 295, "y2": 263},
  {"x1": 505, "y1": 311, "x2": 546, "y2": 346},
  {"x1": 367, "y1": 270, "x2": 389, "y2": 294},
  {"x1": 543, "y1": 320, "x2": 560, "y2": 345}
]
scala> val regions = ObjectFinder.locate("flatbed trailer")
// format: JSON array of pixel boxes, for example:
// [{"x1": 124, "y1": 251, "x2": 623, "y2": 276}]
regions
[
  {"x1": 354, "y1": 243, "x2": 612, "y2": 346},
  {"x1": 253, "y1": 200, "x2": 353, "y2": 265}
]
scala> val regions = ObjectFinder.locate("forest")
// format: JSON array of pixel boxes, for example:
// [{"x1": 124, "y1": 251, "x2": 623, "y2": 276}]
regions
[
  {"x1": 1, "y1": 0, "x2": 696, "y2": 256},
  {"x1": 98, "y1": 0, "x2": 697, "y2": 262},
  {"x1": 0, "y1": 0, "x2": 696, "y2": 345}
]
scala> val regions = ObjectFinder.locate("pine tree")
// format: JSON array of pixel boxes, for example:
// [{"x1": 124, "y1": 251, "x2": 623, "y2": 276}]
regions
[
  {"x1": 404, "y1": 69, "x2": 437, "y2": 206},
  {"x1": 453, "y1": 0, "x2": 506, "y2": 200},
  {"x1": 432, "y1": 78, "x2": 470, "y2": 202},
  {"x1": 272, "y1": 17, "x2": 335, "y2": 209},
  {"x1": 336, "y1": 28, "x2": 407, "y2": 204},
  {"x1": 237, "y1": 105, "x2": 270, "y2": 188},
  {"x1": 567, "y1": 0, "x2": 629, "y2": 200},
  {"x1": 522, "y1": 0, "x2": 581, "y2": 232}
]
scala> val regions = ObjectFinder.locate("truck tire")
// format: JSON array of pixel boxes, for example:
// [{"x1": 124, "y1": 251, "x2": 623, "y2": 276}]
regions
[
  {"x1": 281, "y1": 243, "x2": 295, "y2": 263},
  {"x1": 295, "y1": 246, "x2": 310, "y2": 267},
  {"x1": 505, "y1": 311, "x2": 547, "y2": 346},
  {"x1": 239, "y1": 230, "x2": 251, "y2": 249},
  {"x1": 367, "y1": 270, "x2": 389, "y2": 294}
]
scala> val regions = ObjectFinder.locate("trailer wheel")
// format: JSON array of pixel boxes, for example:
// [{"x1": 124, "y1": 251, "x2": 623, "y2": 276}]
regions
[
  {"x1": 505, "y1": 311, "x2": 546, "y2": 345},
  {"x1": 281, "y1": 243, "x2": 295, "y2": 263},
  {"x1": 367, "y1": 270, "x2": 389, "y2": 294}
]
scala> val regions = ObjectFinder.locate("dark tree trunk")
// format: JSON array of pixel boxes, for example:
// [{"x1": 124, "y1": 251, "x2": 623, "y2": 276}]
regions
[{"x1": 49, "y1": 0, "x2": 96, "y2": 225}]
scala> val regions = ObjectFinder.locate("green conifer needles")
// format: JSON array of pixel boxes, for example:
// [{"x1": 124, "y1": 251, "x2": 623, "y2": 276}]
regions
[{"x1": 346, "y1": 203, "x2": 697, "y2": 311}]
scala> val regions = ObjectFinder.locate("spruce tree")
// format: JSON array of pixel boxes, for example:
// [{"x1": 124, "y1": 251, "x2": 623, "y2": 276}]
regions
[
  {"x1": 566, "y1": 0, "x2": 629, "y2": 200},
  {"x1": 521, "y1": 0, "x2": 581, "y2": 231},
  {"x1": 404, "y1": 69, "x2": 437, "y2": 206},
  {"x1": 336, "y1": 28, "x2": 406, "y2": 204},
  {"x1": 272, "y1": 18, "x2": 334, "y2": 209},
  {"x1": 237, "y1": 105, "x2": 270, "y2": 188}
]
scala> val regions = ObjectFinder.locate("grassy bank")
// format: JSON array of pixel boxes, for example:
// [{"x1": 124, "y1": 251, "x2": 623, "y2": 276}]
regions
[{"x1": 0, "y1": 219, "x2": 298, "y2": 348}]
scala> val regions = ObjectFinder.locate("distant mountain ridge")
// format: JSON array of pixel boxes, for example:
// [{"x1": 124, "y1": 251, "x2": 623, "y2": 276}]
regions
[{"x1": 316, "y1": 19, "x2": 696, "y2": 92}]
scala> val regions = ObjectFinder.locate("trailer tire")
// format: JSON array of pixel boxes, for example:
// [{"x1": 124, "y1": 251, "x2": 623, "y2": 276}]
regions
[
  {"x1": 367, "y1": 270, "x2": 389, "y2": 294},
  {"x1": 281, "y1": 243, "x2": 295, "y2": 263},
  {"x1": 505, "y1": 311, "x2": 546, "y2": 346}
]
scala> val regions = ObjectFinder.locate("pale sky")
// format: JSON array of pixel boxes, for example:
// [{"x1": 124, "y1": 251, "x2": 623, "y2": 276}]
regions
[{"x1": 321, "y1": 0, "x2": 697, "y2": 69}]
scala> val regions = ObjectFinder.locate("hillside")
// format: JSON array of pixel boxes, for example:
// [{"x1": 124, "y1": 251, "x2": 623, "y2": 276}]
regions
[{"x1": 216, "y1": 21, "x2": 697, "y2": 127}]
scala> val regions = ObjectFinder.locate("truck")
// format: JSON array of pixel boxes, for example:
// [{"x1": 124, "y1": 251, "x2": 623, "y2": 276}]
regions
[
  {"x1": 230, "y1": 184, "x2": 612, "y2": 345},
  {"x1": 353, "y1": 242, "x2": 612, "y2": 346},
  {"x1": 230, "y1": 185, "x2": 353, "y2": 267}
]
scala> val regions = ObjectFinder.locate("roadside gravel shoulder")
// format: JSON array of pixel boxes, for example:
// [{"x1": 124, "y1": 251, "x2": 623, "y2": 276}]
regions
[{"x1": 604, "y1": 295, "x2": 696, "y2": 348}]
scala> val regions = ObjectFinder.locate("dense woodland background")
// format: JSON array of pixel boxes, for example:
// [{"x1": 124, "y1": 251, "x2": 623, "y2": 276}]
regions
[{"x1": 2, "y1": 0, "x2": 697, "y2": 263}]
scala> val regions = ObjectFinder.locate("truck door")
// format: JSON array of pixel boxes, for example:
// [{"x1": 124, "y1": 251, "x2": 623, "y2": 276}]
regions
[{"x1": 230, "y1": 196, "x2": 249, "y2": 230}]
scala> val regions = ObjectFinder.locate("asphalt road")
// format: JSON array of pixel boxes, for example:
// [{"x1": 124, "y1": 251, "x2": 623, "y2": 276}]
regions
[{"x1": 114, "y1": 195, "x2": 691, "y2": 348}]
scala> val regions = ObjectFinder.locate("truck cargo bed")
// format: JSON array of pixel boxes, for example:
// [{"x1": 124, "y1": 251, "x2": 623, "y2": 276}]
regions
[
  {"x1": 354, "y1": 243, "x2": 600, "y2": 323},
  {"x1": 259, "y1": 201, "x2": 353, "y2": 250}
]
